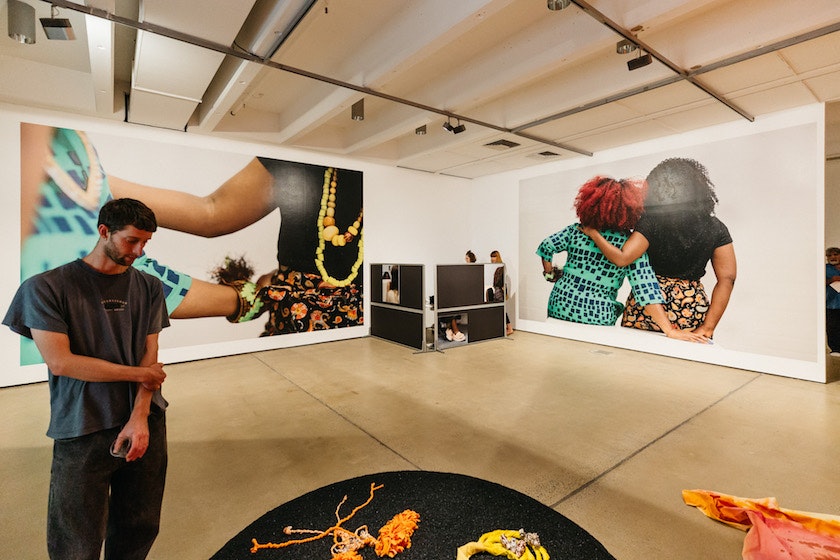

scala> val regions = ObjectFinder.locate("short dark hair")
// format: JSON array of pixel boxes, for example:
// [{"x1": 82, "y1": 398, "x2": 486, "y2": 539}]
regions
[{"x1": 98, "y1": 198, "x2": 157, "y2": 233}]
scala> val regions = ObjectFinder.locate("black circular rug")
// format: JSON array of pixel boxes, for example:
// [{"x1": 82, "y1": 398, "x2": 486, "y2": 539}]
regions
[{"x1": 211, "y1": 470, "x2": 615, "y2": 559}]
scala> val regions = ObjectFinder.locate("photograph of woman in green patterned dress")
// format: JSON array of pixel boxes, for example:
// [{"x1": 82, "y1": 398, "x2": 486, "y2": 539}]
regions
[
  {"x1": 536, "y1": 176, "x2": 707, "y2": 343},
  {"x1": 581, "y1": 158, "x2": 735, "y2": 340}
]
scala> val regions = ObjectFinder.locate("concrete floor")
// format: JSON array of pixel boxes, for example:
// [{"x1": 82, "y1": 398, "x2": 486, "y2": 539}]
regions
[{"x1": 1, "y1": 331, "x2": 838, "y2": 559}]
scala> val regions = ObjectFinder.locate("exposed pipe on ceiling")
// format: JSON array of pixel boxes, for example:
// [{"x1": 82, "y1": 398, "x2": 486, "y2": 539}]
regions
[
  {"x1": 194, "y1": 0, "x2": 318, "y2": 130},
  {"x1": 234, "y1": 0, "x2": 318, "y2": 59}
]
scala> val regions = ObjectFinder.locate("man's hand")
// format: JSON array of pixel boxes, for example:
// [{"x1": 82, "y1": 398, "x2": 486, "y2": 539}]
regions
[
  {"x1": 140, "y1": 362, "x2": 166, "y2": 392},
  {"x1": 115, "y1": 415, "x2": 150, "y2": 462}
]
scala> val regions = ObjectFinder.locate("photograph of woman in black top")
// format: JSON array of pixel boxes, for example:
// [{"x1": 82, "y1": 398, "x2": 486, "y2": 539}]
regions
[{"x1": 582, "y1": 157, "x2": 736, "y2": 339}]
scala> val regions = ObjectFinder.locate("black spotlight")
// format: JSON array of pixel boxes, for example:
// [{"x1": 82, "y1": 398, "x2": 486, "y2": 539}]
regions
[
  {"x1": 627, "y1": 53, "x2": 652, "y2": 71},
  {"x1": 443, "y1": 118, "x2": 465, "y2": 134},
  {"x1": 351, "y1": 99, "x2": 364, "y2": 121}
]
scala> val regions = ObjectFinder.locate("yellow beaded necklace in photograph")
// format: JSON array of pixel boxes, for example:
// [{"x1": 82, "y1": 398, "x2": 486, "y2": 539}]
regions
[{"x1": 315, "y1": 167, "x2": 364, "y2": 287}]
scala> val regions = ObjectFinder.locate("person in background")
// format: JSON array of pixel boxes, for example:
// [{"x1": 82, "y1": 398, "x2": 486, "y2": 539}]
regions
[
  {"x1": 443, "y1": 316, "x2": 466, "y2": 342},
  {"x1": 385, "y1": 265, "x2": 400, "y2": 304},
  {"x1": 3, "y1": 199, "x2": 170, "y2": 559},
  {"x1": 581, "y1": 157, "x2": 735, "y2": 339},
  {"x1": 465, "y1": 250, "x2": 476, "y2": 263},
  {"x1": 490, "y1": 250, "x2": 513, "y2": 335},
  {"x1": 537, "y1": 176, "x2": 707, "y2": 343},
  {"x1": 825, "y1": 247, "x2": 840, "y2": 355}
]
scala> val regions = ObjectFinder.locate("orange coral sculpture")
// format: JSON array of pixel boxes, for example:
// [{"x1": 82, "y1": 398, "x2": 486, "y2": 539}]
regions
[
  {"x1": 250, "y1": 482, "x2": 420, "y2": 560},
  {"x1": 375, "y1": 509, "x2": 421, "y2": 557}
]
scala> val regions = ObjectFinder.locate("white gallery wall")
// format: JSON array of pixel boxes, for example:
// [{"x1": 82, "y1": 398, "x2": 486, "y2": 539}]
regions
[
  {"x1": 474, "y1": 104, "x2": 828, "y2": 382},
  {"x1": 0, "y1": 103, "x2": 471, "y2": 387},
  {"x1": 0, "y1": 103, "x2": 830, "y2": 385},
  {"x1": 826, "y1": 159, "x2": 840, "y2": 246}
]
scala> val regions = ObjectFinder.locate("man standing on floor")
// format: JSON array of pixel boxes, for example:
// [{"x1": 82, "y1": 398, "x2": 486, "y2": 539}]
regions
[{"x1": 3, "y1": 198, "x2": 170, "y2": 560}]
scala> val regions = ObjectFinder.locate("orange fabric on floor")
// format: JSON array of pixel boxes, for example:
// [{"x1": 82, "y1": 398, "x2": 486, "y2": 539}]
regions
[{"x1": 682, "y1": 490, "x2": 840, "y2": 559}]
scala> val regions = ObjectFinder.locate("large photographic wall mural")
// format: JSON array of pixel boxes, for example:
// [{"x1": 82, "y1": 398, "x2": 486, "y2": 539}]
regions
[
  {"x1": 17, "y1": 122, "x2": 364, "y2": 366},
  {"x1": 520, "y1": 121, "x2": 821, "y2": 368}
]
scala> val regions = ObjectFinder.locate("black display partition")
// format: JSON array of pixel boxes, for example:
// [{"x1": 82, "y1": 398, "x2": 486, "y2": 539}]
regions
[
  {"x1": 370, "y1": 264, "x2": 426, "y2": 350},
  {"x1": 436, "y1": 264, "x2": 485, "y2": 307},
  {"x1": 371, "y1": 306, "x2": 424, "y2": 349},
  {"x1": 435, "y1": 263, "x2": 506, "y2": 349},
  {"x1": 370, "y1": 263, "x2": 506, "y2": 352},
  {"x1": 465, "y1": 306, "x2": 506, "y2": 342}
]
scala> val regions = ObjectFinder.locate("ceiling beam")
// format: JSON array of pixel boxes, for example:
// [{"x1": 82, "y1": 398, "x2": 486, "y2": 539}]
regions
[
  {"x1": 571, "y1": 0, "x2": 754, "y2": 122},
  {"x1": 513, "y1": 17, "x2": 840, "y2": 134},
  {"x1": 689, "y1": 20, "x2": 840, "y2": 76},
  {"x1": 41, "y1": 0, "x2": 593, "y2": 157}
]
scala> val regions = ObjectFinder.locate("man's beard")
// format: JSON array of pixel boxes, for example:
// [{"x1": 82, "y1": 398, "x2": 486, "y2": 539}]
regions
[{"x1": 103, "y1": 240, "x2": 135, "y2": 266}]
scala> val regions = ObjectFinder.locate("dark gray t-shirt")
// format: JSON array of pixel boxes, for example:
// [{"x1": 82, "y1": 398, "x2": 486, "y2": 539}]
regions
[{"x1": 2, "y1": 259, "x2": 169, "y2": 439}]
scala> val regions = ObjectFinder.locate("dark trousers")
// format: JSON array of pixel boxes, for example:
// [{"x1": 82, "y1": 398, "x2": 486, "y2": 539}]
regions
[
  {"x1": 828, "y1": 308, "x2": 840, "y2": 352},
  {"x1": 48, "y1": 408, "x2": 167, "y2": 560}
]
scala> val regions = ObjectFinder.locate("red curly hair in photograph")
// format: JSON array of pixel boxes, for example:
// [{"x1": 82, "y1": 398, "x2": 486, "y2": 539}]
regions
[{"x1": 574, "y1": 176, "x2": 647, "y2": 231}]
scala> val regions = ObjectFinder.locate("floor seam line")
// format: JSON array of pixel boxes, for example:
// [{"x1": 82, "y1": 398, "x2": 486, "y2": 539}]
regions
[
  {"x1": 550, "y1": 373, "x2": 763, "y2": 508},
  {"x1": 253, "y1": 354, "x2": 422, "y2": 470}
]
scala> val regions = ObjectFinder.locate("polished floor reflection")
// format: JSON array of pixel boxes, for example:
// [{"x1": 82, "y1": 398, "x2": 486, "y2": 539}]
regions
[{"x1": 2, "y1": 332, "x2": 838, "y2": 559}]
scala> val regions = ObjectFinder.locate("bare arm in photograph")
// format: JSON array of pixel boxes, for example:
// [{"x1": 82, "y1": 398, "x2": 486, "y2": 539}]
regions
[
  {"x1": 20, "y1": 126, "x2": 274, "y2": 320},
  {"x1": 20, "y1": 124, "x2": 54, "y2": 242},
  {"x1": 110, "y1": 158, "x2": 280, "y2": 319},
  {"x1": 22, "y1": 124, "x2": 276, "y2": 239},
  {"x1": 579, "y1": 226, "x2": 649, "y2": 266},
  {"x1": 692, "y1": 243, "x2": 736, "y2": 339},
  {"x1": 109, "y1": 157, "x2": 276, "y2": 238},
  {"x1": 644, "y1": 304, "x2": 709, "y2": 343}
]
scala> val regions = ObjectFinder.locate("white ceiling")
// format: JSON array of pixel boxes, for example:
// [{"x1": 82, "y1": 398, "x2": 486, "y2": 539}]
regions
[{"x1": 2, "y1": 0, "x2": 840, "y2": 178}]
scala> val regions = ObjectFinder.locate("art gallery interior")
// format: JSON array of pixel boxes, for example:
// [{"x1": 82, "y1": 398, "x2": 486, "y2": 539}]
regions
[{"x1": 1, "y1": 1, "x2": 839, "y2": 559}]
